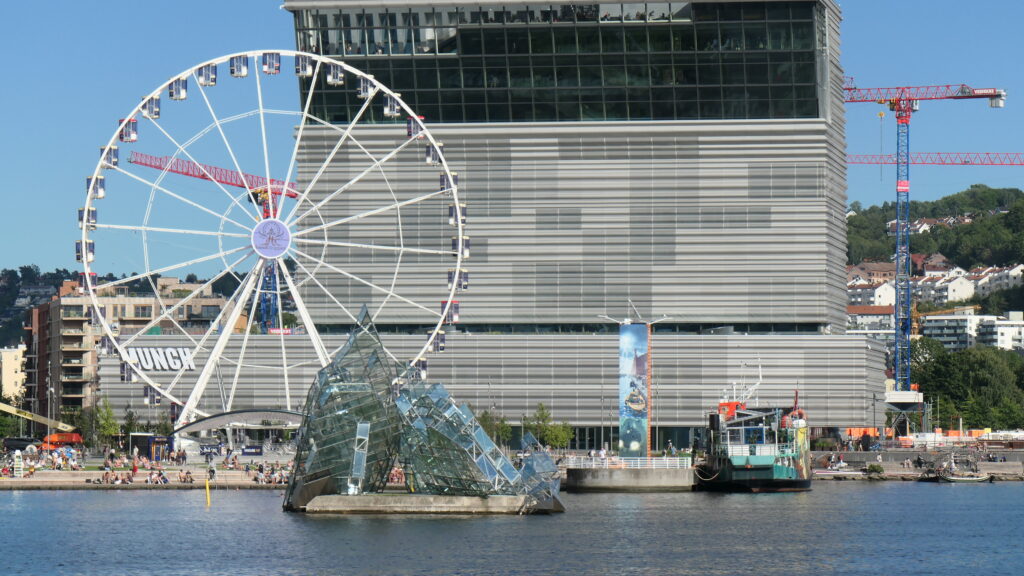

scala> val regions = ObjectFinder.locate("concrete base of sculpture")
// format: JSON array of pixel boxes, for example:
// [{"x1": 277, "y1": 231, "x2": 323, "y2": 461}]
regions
[
  {"x1": 303, "y1": 493, "x2": 563, "y2": 515},
  {"x1": 564, "y1": 468, "x2": 695, "y2": 492}
]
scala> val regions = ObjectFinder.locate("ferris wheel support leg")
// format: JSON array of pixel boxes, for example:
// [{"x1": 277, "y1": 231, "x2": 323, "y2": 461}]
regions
[
  {"x1": 176, "y1": 260, "x2": 264, "y2": 428},
  {"x1": 280, "y1": 264, "x2": 331, "y2": 368}
]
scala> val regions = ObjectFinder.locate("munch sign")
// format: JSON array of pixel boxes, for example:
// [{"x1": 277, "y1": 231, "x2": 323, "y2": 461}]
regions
[{"x1": 121, "y1": 347, "x2": 196, "y2": 371}]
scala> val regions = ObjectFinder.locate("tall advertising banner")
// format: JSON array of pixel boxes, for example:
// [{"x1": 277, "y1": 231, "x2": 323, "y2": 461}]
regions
[{"x1": 618, "y1": 323, "x2": 650, "y2": 457}]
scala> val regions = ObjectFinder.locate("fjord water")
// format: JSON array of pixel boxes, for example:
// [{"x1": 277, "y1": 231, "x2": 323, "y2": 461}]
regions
[{"x1": 2, "y1": 482, "x2": 1018, "y2": 575}]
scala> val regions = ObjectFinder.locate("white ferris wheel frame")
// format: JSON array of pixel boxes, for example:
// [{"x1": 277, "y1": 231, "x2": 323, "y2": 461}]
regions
[{"x1": 81, "y1": 50, "x2": 465, "y2": 428}]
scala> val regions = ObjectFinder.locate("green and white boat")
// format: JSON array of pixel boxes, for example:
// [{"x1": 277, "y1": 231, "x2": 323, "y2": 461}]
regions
[{"x1": 697, "y1": 390, "x2": 812, "y2": 493}]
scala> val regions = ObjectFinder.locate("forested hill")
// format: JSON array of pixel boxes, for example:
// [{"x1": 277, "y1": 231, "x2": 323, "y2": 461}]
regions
[
  {"x1": 0, "y1": 266, "x2": 77, "y2": 346},
  {"x1": 847, "y1": 184, "x2": 1024, "y2": 267}
]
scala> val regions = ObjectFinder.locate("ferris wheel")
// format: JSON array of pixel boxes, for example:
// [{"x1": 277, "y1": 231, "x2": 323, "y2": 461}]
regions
[{"x1": 79, "y1": 51, "x2": 467, "y2": 428}]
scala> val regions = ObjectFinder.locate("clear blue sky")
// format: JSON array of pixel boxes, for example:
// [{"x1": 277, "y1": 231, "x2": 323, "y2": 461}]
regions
[{"x1": 1, "y1": 0, "x2": 1023, "y2": 272}]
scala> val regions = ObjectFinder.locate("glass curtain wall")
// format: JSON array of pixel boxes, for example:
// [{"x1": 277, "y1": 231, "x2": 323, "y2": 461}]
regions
[{"x1": 294, "y1": 2, "x2": 820, "y2": 123}]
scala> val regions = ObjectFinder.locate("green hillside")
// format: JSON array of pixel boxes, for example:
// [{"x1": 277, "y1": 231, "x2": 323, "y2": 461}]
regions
[{"x1": 847, "y1": 184, "x2": 1024, "y2": 267}]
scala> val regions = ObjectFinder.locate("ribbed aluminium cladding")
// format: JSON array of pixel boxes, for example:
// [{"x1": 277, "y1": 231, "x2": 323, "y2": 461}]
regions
[
  {"x1": 98, "y1": 331, "x2": 886, "y2": 428},
  {"x1": 295, "y1": 119, "x2": 848, "y2": 329}
]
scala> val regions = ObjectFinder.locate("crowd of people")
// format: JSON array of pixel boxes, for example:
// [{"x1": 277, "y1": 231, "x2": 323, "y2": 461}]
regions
[
  {"x1": 244, "y1": 461, "x2": 291, "y2": 485},
  {"x1": 1, "y1": 447, "x2": 84, "y2": 476}
]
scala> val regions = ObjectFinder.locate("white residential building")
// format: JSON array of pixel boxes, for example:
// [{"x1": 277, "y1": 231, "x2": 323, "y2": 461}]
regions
[
  {"x1": 847, "y1": 305, "x2": 894, "y2": 330},
  {"x1": 0, "y1": 345, "x2": 27, "y2": 400},
  {"x1": 976, "y1": 312, "x2": 1024, "y2": 351},
  {"x1": 847, "y1": 305, "x2": 895, "y2": 346},
  {"x1": 920, "y1": 311, "x2": 993, "y2": 351},
  {"x1": 913, "y1": 276, "x2": 975, "y2": 306},
  {"x1": 966, "y1": 264, "x2": 1024, "y2": 297},
  {"x1": 847, "y1": 281, "x2": 896, "y2": 307}
]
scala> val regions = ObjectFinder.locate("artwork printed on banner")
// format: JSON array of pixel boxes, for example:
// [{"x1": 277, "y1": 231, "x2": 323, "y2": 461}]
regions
[{"x1": 618, "y1": 323, "x2": 649, "y2": 457}]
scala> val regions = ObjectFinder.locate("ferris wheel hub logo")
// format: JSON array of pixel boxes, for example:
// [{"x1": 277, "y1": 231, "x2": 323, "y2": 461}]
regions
[{"x1": 251, "y1": 218, "x2": 291, "y2": 259}]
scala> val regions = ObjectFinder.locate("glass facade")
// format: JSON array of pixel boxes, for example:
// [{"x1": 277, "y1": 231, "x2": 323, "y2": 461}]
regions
[{"x1": 293, "y1": 2, "x2": 822, "y2": 123}]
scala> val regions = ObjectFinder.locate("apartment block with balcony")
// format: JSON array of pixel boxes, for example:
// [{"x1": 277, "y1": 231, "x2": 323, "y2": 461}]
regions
[{"x1": 23, "y1": 278, "x2": 228, "y2": 417}]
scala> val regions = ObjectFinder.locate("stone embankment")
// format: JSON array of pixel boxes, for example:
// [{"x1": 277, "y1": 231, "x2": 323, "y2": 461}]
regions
[{"x1": 812, "y1": 451, "x2": 1024, "y2": 481}]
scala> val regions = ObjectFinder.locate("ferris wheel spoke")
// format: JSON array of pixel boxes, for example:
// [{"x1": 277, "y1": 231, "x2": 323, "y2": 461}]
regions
[
  {"x1": 279, "y1": 263, "x2": 331, "y2": 367},
  {"x1": 292, "y1": 248, "x2": 443, "y2": 319},
  {"x1": 283, "y1": 86, "x2": 381, "y2": 224},
  {"x1": 147, "y1": 117, "x2": 262, "y2": 225},
  {"x1": 177, "y1": 257, "x2": 265, "y2": 425},
  {"x1": 273, "y1": 263, "x2": 292, "y2": 410},
  {"x1": 288, "y1": 133, "x2": 420, "y2": 226},
  {"x1": 120, "y1": 251, "x2": 252, "y2": 348},
  {"x1": 291, "y1": 256, "x2": 360, "y2": 325},
  {"x1": 226, "y1": 263, "x2": 268, "y2": 412},
  {"x1": 292, "y1": 188, "x2": 452, "y2": 238},
  {"x1": 93, "y1": 245, "x2": 251, "y2": 293},
  {"x1": 109, "y1": 164, "x2": 253, "y2": 232},
  {"x1": 164, "y1": 257, "x2": 259, "y2": 396},
  {"x1": 277, "y1": 58, "x2": 322, "y2": 221},
  {"x1": 92, "y1": 223, "x2": 249, "y2": 238},
  {"x1": 293, "y1": 237, "x2": 454, "y2": 257},
  {"x1": 192, "y1": 71, "x2": 262, "y2": 222},
  {"x1": 254, "y1": 59, "x2": 274, "y2": 218}
]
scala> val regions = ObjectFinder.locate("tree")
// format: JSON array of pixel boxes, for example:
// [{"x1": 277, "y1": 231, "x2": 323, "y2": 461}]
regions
[
  {"x1": 212, "y1": 273, "x2": 243, "y2": 298},
  {"x1": 185, "y1": 273, "x2": 199, "y2": 283},
  {"x1": 18, "y1": 264, "x2": 40, "y2": 285},
  {"x1": 154, "y1": 414, "x2": 174, "y2": 437},
  {"x1": 281, "y1": 312, "x2": 297, "y2": 328},
  {"x1": 0, "y1": 394, "x2": 21, "y2": 437},
  {"x1": 915, "y1": 344, "x2": 1024, "y2": 430},
  {"x1": 522, "y1": 403, "x2": 574, "y2": 448},
  {"x1": 477, "y1": 408, "x2": 513, "y2": 446},
  {"x1": 523, "y1": 402, "x2": 553, "y2": 441},
  {"x1": 122, "y1": 406, "x2": 140, "y2": 436},
  {"x1": 98, "y1": 398, "x2": 119, "y2": 445},
  {"x1": 75, "y1": 406, "x2": 100, "y2": 449},
  {"x1": 543, "y1": 421, "x2": 574, "y2": 449}
]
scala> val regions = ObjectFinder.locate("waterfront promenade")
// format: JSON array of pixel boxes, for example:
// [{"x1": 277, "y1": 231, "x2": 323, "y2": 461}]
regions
[{"x1": 0, "y1": 469, "x2": 282, "y2": 490}]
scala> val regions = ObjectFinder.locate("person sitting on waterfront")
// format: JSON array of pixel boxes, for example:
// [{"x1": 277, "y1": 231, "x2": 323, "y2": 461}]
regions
[{"x1": 184, "y1": 470, "x2": 194, "y2": 484}]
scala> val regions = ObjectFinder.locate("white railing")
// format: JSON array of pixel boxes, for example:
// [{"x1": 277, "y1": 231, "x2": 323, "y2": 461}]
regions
[
  {"x1": 561, "y1": 456, "x2": 692, "y2": 470},
  {"x1": 722, "y1": 443, "x2": 794, "y2": 457}
]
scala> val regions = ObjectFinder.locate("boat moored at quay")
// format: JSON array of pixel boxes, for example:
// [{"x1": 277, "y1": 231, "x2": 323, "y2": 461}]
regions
[{"x1": 697, "y1": 389, "x2": 812, "y2": 493}]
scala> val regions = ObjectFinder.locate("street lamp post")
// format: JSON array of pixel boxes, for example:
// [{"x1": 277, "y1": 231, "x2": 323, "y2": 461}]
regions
[{"x1": 872, "y1": 392, "x2": 877, "y2": 443}]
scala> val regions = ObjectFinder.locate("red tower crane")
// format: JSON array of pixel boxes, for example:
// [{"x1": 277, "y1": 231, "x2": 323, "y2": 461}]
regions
[
  {"x1": 848, "y1": 152, "x2": 1024, "y2": 166},
  {"x1": 844, "y1": 80, "x2": 1006, "y2": 398},
  {"x1": 127, "y1": 151, "x2": 298, "y2": 218}
]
